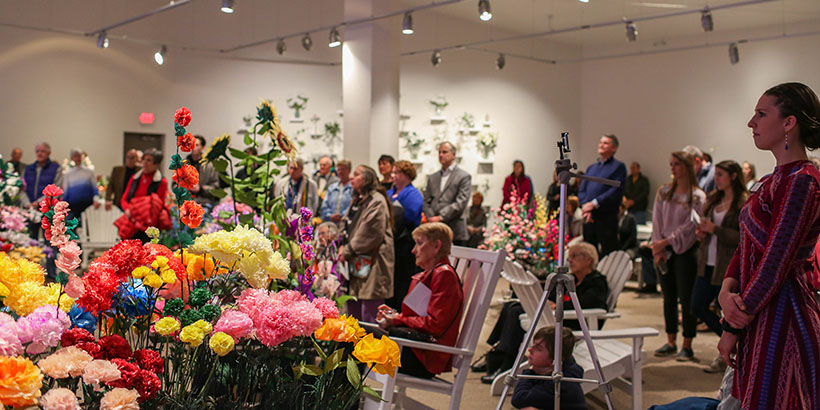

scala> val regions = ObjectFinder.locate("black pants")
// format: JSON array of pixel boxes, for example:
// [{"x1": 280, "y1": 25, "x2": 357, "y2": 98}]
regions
[
  {"x1": 582, "y1": 210, "x2": 618, "y2": 257},
  {"x1": 398, "y1": 348, "x2": 434, "y2": 379},
  {"x1": 486, "y1": 302, "x2": 526, "y2": 372},
  {"x1": 659, "y1": 246, "x2": 698, "y2": 338},
  {"x1": 691, "y1": 266, "x2": 722, "y2": 336}
]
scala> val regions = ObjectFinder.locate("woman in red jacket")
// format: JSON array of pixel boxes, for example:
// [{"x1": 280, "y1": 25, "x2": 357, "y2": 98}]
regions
[
  {"x1": 377, "y1": 222, "x2": 463, "y2": 378},
  {"x1": 502, "y1": 160, "x2": 533, "y2": 207}
]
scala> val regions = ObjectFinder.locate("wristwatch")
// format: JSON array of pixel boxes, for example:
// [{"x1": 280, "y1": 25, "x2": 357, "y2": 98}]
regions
[{"x1": 721, "y1": 319, "x2": 742, "y2": 335}]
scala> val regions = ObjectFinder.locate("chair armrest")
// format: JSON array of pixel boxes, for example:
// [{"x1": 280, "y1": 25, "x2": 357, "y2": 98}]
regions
[
  {"x1": 572, "y1": 327, "x2": 659, "y2": 340},
  {"x1": 563, "y1": 309, "x2": 608, "y2": 320},
  {"x1": 390, "y1": 337, "x2": 474, "y2": 356}
]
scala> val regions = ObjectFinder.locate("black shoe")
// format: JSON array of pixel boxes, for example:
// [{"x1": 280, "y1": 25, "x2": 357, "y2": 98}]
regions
[
  {"x1": 481, "y1": 369, "x2": 503, "y2": 384},
  {"x1": 676, "y1": 347, "x2": 695, "y2": 362},
  {"x1": 638, "y1": 285, "x2": 658, "y2": 294},
  {"x1": 471, "y1": 362, "x2": 487, "y2": 373},
  {"x1": 654, "y1": 344, "x2": 677, "y2": 357}
]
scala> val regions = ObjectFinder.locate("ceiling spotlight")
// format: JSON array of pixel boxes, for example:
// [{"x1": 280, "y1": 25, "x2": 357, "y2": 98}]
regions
[
  {"x1": 495, "y1": 53, "x2": 505, "y2": 70},
  {"x1": 402, "y1": 12, "x2": 414, "y2": 35},
  {"x1": 276, "y1": 39, "x2": 286, "y2": 55},
  {"x1": 729, "y1": 42, "x2": 739, "y2": 65},
  {"x1": 328, "y1": 27, "x2": 341, "y2": 48},
  {"x1": 625, "y1": 21, "x2": 638, "y2": 42},
  {"x1": 154, "y1": 45, "x2": 167, "y2": 65},
  {"x1": 701, "y1": 9, "x2": 714, "y2": 32},
  {"x1": 431, "y1": 50, "x2": 441, "y2": 67},
  {"x1": 221, "y1": 0, "x2": 234, "y2": 14},
  {"x1": 578, "y1": 0, "x2": 589, "y2": 2},
  {"x1": 302, "y1": 33, "x2": 313, "y2": 51},
  {"x1": 96, "y1": 31, "x2": 109, "y2": 48},
  {"x1": 478, "y1": 0, "x2": 492, "y2": 21}
]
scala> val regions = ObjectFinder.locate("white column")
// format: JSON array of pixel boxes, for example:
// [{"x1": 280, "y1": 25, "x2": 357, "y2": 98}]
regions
[{"x1": 342, "y1": 0, "x2": 400, "y2": 168}]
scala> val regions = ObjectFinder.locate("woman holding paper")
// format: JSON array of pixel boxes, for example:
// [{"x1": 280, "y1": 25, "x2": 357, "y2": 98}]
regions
[
  {"x1": 651, "y1": 151, "x2": 706, "y2": 362},
  {"x1": 377, "y1": 222, "x2": 463, "y2": 379}
]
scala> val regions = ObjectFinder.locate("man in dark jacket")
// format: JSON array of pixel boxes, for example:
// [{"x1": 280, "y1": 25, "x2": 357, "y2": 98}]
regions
[
  {"x1": 22, "y1": 142, "x2": 63, "y2": 239},
  {"x1": 578, "y1": 134, "x2": 626, "y2": 257},
  {"x1": 623, "y1": 161, "x2": 650, "y2": 224}
]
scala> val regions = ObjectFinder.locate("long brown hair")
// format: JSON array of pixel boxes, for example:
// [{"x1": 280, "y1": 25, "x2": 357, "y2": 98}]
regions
[
  {"x1": 703, "y1": 160, "x2": 748, "y2": 216},
  {"x1": 661, "y1": 151, "x2": 699, "y2": 207}
]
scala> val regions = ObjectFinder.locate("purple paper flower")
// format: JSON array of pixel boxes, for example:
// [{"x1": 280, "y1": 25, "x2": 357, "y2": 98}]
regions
[{"x1": 300, "y1": 207, "x2": 312, "y2": 222}]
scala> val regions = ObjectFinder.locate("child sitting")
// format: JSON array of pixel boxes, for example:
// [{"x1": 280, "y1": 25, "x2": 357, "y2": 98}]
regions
[{"x1": 512, "y1": 326, "x2": 588, "y2": 410}]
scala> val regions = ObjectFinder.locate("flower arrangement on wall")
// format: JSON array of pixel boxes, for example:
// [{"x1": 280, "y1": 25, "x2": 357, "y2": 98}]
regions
[{"x1": 0, "y1": 102, "x2": 399, "y2": 409}]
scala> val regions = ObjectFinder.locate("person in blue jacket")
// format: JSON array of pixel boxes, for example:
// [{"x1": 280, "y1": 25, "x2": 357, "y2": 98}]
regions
[
  {"x1": 512, "y1": 326, "x2": 588, "y2": 410},
  {"x1": 385, "y1": 160, "x2": 423, "y2": 309},
  {"x1": 578, "y1": 134, "x2": 626, "y2": 257}
]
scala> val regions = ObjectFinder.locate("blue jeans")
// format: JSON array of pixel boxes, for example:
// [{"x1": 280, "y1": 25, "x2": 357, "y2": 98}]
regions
[{"x1": 691, "y1": 266, "x2": 722, "y2": 336}]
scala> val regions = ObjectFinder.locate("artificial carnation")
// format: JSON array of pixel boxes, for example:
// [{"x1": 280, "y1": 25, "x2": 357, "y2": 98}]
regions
[
  {"x1": 37, "y1": 346, "x2": 93, "y2": 379},
  {"x1": 200, "y1": 304, "x2": 221, "y2": 321},
  {"x1": 76, "y1": 261, "x2": 120, "y2": 314},
  {"x1": 179, "y1": 324, "x2": 205, "y2": 347},
  {"x1": 179, "y1": 200, "x2": 204, "y2": 229},
  {"x1": 4, "y1": 280, "x2": 50, "y2": 316},
  {"x1": 236, "y1": 288, "x2": 274, "y2": 324},
  {"x1": 179, "y1": 308, "x2": 203, "y2": 327},
  {"x1": 40, "y1": 387, "x2": 80, "y2": 410},
  {"x1": 0, "y1": 320, "x2": 24, "y2": 356},
  {"x1": 188, "y1": 287, "x2": 213, "y2": 308},
  {"x1": 98, "y1": 335, "x2": 132, "y2": 360},
  {"x1": 142, "y1": 243, "x2": 186, "y2": 283},
  {"x1": 44, "y1": 282, "x2": 75, "y2": 312},
  {"x1": 177, "y1": 133, "x2": 196, "y2": 152},
  {"x1": 16, "y1": 305, "x2": 71, "y2": 354},
  {"x1": 209, "y1": 332, "x2": 235, "y2": 357},
  {"x1": 312, "y1": 297, "x2": 340, "y2": 319},
  {"x1": 352, "y1": 334, "x2": 402, "y2": 377},
  {"x1": 267, "y1": 251, "x2": 291, "y2": 280},
  {"x1": 134, "y1": 369, "x2": 161, "y2": 401},
  {"x1": 100, "y1": 388, "x2": 139, "y2": 410},
  {"x1": 191, "y1": 319, "x2": 213, "y2": 334},
  {"x1": 43, "y1": 184, "x2": 64, "y2": 197},
  {"x1": 82, "y1": 360, "x2": 122, "y2": 391},
  {"x1": 107, "y1": 359, "x2": 140, "y2": 389},
  {"x1": 173, "y1": 165, "x2": 199, "y2": 191},
  {"x1": 64, "y1": 274, "x2": 85, "y2": 299},
  {"x1": 131, "y1": 266, "x2": 151, "y2": 279},
  {"x1": 55, "y1": 240, "x2": 82, "y2": 276},
  {"x1": 213, "y1": 309, "x2": 254, "y2": 341},
  {"x1": 189, "y1": 225, "x2": 272, "y2": 265},
  {"x1": 100, "y1": 240, "x2": 146, "y2": 281},
  {"x1": 160, "y1": 268, "x2": 177, "y2": 284},
  {"x1": 132, "y1": 349, "x2": 164, "y2": 374},
  {"x1": 60, "y1": 327, "x2": 95, "y2": 347},
  {"x1": 154, "y1": 317, "x2": 181, "y2": 336},
  {"x1": 75, "y1": 341, "x2": 102, "y2": 359},
  {"x1": 174, "y1": 106, "x2": 192, "y2": 127},
  {"x1": 0, "y1": 356, "x2": 43, "y2": 407},
  {"x1": 314, "y1": 315, "x2": 366, "y2": 343},
  {"x1": 143, "y1": 273, "x2": 163, "y2": 288},
  {"x1": 237, "y1": 251, "x2": 271, "y2": 288},
  {"x1": 162, "y1": 298, "x2": 185, "y2": 317}
]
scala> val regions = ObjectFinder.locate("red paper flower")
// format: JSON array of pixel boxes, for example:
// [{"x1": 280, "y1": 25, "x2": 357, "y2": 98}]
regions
[
  {"x1": 177, "y1": 133, "x2": 196, "y2": 152},
  {"x1": 60, "y1": 328, "x2": 95, "y2": 347},
  {"x1": 41, "y1": 218, "x2": 52, "y2": 241},
  {"x1": 99, "y1": 335, "x2": 132, "y2": 360},
  {"x1": 135, "y1": 369, "x2": 161, "y2": 401},
  {"x1": 132, "y1": 349, "x2": 164, "y2": 375},
  {"x1": 77, "y1": 259, "x2": 120, "y2": 313},
  {"x1": 174, "y1": 107, "x2": 192, "y2": 127},
  {"x1": 75, "y1": 341, "x2": 103, "y2": 359},
  {"x1": 180, "y1": 200, "x2": 204, "y2": 229},
  {"x1": 143, "y1": 243, "x2": 187, "y2": 283},
  {"x1": 173, "y1": 164, "x2": 199, "y2": 191},
  {"x1": 42, "y1": 184, "x2": 63, "y2": 197},
  {"x1": 107, "y1": 358, "x2": 140, "y2": 389},
  {"x1": 101, "y1": 240, "x2": 147, "y2": 281}
]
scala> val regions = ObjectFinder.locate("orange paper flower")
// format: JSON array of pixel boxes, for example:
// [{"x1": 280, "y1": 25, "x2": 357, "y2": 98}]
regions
[
  {"x1": 315, "y1": 315, "x2": 366, "y2": 343},
  {"x1": 180, "y1": 200, "x2": 205, "y2": 229},
  {"x1": 0, "y1": 356, "x2": 44, "y2": 407},
  {"x1": 352, "y1": 334, "x2": 401, "y2": 377},
  {"x1": 177, "y1": 133, "x2": 196, "y2": 152},
  {"x1": 173, "y1": 164, "x2": 199, "y2": 191}
]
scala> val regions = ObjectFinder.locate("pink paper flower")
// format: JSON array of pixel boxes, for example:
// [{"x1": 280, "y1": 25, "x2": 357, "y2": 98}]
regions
[
  {"x1": 37, "y1": 346, "x2": 93, "y2": 379},
  {"x1": 312, "y1": 297, "x2": 339, "y2": 319},
  {"x1": 64, "y1": 274, "x2": 85, "y2": 299},
  {"x1": 213, "y1": 309, "x2": 254, "y2": 342},
  {"x1": 236, "y1": 288, "x2": 274, "y2": 324},
  {"x1": 0, "y1": 319, "x2": 23, "y2": 356},
  {"x1": 100, "y1": 388, "x2": 139, "y2": 410},
  {"x1": 255, "y1": 304, "x2": 295, "y2": 346},
  {"x1": 40, "y1": 387, "x2": 80, "y2": 410},
  {"x1": 82, "y1": 360, "x2": 122, "y2": 391},
  {"x1": 17, "y1": 305, "x2": 71, "y2": 354},
  {"x1": 56, "y1": 241, "x2": 82, "y2": 276}
]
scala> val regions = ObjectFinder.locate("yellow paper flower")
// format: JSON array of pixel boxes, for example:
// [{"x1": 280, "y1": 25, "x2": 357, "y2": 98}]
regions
[
  {"x1": 0, "y1": 356, "x2": 44, "y2": 407},
  {"x1": 315, "y1": 315, "x2": 366, "y2": 343},
  {"x1": 178, "y1": 250, "x2": 224, "y2": 281},
  {"x1": 151, "y1": 256, "x2": 169, "y2": 270},
  {"x1": 192, "y1": 319, "x2": 213, "y2": 334},
  {"x1": 0, "y1": 253, "x2": 45, "y2": 297},
  {"x1": 154, "y1": 317, "x2": 181, "y2": 336},
  {"x1": 143, "y1": 273, "x2": 163, "y2": 288},
  {"x1": 180, "y1": 324, "x2": 205, "y2": 347},
  {"x1": 160, "y1": 268, "x2": 176, "y2": 284},
  {"x1": 4, "y1": 281, "x2": 50, "y2": 316},
  {"x1": 209, "y1": 332, "x2": 235, "y2": 357},
  {"x1": 131, "y1": 266, "x2": 151, "y2": 279},
  {"x1": 267, "y1": 251, "x2": 291, "y2": 280},
  {"x1": 189, "y1": 225, "x2": 272, "y2": 265},
  {"x1": 352, "y1": 334, "x2": 401, "y2": 377},
  {"x1": 44, "y1": 283, "x2": 74, "y2": 312},
  {"x1": 236, "y1": 251, "x2": 271, "y2": 289}
]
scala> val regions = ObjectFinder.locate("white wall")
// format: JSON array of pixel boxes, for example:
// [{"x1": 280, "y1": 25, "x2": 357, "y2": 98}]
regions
[{"x1": 579, "y1": 30, "x2": 820, "y2": 204}]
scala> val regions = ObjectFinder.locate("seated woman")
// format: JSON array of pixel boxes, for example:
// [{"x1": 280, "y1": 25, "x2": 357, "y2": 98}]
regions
[
  {"x1": 480, "y1": 241, "x2": 609, "y2": 383},
  {"x1": 376, "y1": 222, "x2": 463, "y2": 379}
]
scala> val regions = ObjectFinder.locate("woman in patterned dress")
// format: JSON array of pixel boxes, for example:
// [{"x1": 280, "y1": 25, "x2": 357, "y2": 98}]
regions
[{"x1": 718, "y1": 82, "x2": 820, "y2": 410}]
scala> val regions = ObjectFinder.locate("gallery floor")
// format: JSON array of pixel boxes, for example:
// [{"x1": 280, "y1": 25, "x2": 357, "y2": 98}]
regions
[{"x1": 398, "y1": 279, "x2": 724, "y2": 409}]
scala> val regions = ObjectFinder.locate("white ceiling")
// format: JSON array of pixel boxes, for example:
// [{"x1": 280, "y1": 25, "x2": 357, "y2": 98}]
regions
[{"x1": 1, "y1": 0, "x2": 819, "y2": 63}]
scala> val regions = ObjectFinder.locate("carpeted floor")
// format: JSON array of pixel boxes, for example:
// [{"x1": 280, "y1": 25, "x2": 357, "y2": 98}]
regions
[{"x1": 390, "y1": 279, "x2": 725, "y2": 409}]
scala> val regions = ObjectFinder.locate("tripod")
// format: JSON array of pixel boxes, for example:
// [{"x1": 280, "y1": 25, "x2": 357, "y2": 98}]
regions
[{"x1": 495, "y1": 132, "x2": 620, "y2": 410}]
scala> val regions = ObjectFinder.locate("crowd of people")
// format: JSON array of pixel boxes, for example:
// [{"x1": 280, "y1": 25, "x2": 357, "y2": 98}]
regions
[{"x1": 5, "y1": 81, "x2": 820, "y2": 409}]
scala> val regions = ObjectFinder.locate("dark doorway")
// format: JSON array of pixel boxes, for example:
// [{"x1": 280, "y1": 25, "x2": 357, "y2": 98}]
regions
[{"x1": 123, "y1": 132, "x2": 164, "y2": 163}]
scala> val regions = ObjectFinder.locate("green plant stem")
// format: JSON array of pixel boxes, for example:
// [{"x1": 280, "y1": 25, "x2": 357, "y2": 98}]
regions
[{"x1": 227, "y1": 156, "x2": 238, "y2": 229}]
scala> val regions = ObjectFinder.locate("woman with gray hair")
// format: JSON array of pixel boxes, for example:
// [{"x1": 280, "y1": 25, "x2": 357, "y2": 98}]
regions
[{"x1": 339, "y1": 165, "x2": 395, "y2": 322}]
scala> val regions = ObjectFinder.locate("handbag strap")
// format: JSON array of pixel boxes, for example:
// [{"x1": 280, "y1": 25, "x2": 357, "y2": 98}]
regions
[{"x1": 418, "y1": 262, "x2": 464, "y2": 341}]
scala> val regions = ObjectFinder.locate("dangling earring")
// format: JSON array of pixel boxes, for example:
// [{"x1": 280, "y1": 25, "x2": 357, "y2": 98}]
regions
[{"x1": 785, "y1": 133, "x2": 789, "y2": 150}]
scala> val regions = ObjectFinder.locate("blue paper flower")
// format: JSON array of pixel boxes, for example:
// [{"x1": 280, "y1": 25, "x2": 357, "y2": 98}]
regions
[
  {"x1": 112, "y1": 279, "x2": 151, "y2": 317},
  {"x1": 69, "y1": 304, "x2": 97, "y2": 334}
]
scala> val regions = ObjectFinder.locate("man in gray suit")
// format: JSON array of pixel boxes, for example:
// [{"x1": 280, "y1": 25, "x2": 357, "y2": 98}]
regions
[{"x1": 423, "y1": 142, "x2": 472, "y2": 246}]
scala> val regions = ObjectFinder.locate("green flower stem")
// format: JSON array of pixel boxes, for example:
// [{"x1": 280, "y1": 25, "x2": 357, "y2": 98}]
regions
[{"x1": 227, "y1": 156, "x2": 238, "y2": 229}]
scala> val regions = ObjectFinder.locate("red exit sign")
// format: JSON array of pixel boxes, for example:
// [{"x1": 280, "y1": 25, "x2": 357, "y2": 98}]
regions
[{"x1": 139, "y1": 112, "x2": 155, "y2": 124}]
